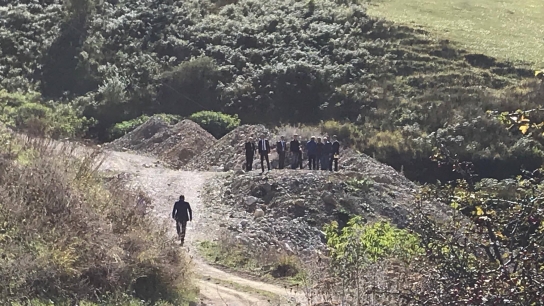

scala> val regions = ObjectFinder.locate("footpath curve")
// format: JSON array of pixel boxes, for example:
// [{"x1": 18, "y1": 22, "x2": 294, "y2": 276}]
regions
[{"x1": 97, "y1": 149, "x2": 305, "y2": 306}]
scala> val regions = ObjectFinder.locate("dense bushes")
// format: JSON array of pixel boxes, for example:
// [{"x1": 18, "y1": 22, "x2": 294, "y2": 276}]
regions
[
  {"x1": 0, "y1": 90, "x2": 92, "y2": 138},
  {"x1": 0, "y1": 0, "x2": 539, "y2": 181},
  {"x1": 189, "y1": 111, "x2": 240, "y2": 138},
  {"x1": 0, "y1": 134, "x2": 194, "y2": 304}
]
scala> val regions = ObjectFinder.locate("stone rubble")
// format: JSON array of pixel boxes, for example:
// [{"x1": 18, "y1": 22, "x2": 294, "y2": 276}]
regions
[
  {"x1": 105, "y1": 116, "x2": 217, "y2": 168},
  {"x1": 202, "y1": 158, "x2": 424, "y2": 256}
]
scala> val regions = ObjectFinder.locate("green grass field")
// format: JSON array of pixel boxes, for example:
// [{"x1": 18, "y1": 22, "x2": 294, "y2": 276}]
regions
[{"x1": 367, "y1": 0, "x2": 544, "y2": 66}]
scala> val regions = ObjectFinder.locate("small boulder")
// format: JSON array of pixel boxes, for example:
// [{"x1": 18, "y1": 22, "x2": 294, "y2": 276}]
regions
[
  {"x1": 254, "y1": 208, "x2": 265, "y2": 219},
  {"x1": 244, "y1": 196, "x2": 259, "y2": 206},
  {"x1": 321, "y1": 191, "x2": 337, "y2": 207}
]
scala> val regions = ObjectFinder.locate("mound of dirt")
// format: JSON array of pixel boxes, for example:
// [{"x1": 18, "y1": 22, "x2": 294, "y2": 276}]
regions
[
  {"x1": 184, "y1": 124, "x2": 269, "y2": 171},
  {"x1": 153, "y1": 120, "x2": 217, "y2": 168},
  {"x1": 105, "y1": 116, "x2": 216, "y2": 168},
  {"x1": 105, "y1": 116, "x2": 172, "y2": 152},
  {"x1": 339, "y1": 149, "x2": 417, "y2": 189},
  {"x1": 201, "y1": 149, "x2": 446, "y2": 256}
]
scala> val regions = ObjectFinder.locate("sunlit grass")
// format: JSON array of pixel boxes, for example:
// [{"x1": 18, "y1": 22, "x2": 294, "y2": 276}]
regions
[{"x1": 367, "y1": 0, "x2": 544, "y2": 66}]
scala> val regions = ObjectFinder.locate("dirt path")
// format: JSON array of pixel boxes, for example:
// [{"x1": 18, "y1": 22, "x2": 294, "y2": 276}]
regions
[{"x1": 97, "y1": 149, "x2": 305, "y2": 306}]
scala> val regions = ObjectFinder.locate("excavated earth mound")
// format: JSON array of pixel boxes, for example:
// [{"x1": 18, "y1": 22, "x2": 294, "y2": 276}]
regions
[
  {"x1": 153, "y1": 120, "x2": 217, "y2": 168},
  {"x1": 105, "y1": 117, "x2": 216, "y2": 168},
  {"x1": 184, "y1": 124, "x2": 269, "y2": 171},
  {"x1": 201, "y1": 150, "x2": 446, "y2": 257},
  {"x1": 106, "y1": 116, "x2": 171, "y2": 152}
]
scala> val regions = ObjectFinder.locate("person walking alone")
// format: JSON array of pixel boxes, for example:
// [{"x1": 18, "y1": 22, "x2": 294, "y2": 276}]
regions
[
  {"x1": 276, "y1": 136, "x2": 287, "y2": 169},
  {"x1": 172, "y1": 195, "x2": 192, "y2": 246},
  {"x1": 244, "y1": 137, "x2": 256, "y2": 171},
  {"x1": 330, "y1": 135, "x2": 340, "y2": 171},
  {"x1": 258, "y1": 134, "x2": 271, "y2": 173},
  {"x1": 306, "y1": 136, "x2": 317, "y2": 170}
]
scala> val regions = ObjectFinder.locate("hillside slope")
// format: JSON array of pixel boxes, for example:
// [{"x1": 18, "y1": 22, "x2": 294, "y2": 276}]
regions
[
  {"x1": 2, "y1": 0, "x2": 542, "y2": 183},
  {"x1": 367, "y1": 0, "x2": 544, "y2": 66}
]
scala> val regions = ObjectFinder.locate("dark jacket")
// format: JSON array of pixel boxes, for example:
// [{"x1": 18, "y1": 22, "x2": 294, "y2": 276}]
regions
[
  {"x1": 306, "y1": 140, "x2": 317, "y2": 155},
  {"x1": 290, "y1": 140, "x2": 300, "y2": 153},
  {"x1": 258, "y1": 139, "x2": 270, "y2": 154},
  {"x1": 316, "y1": 142, "x2": 324, "y2": 156},
  {"x1": 172, "y1": 200, "x2": 192, "y2": 221},
  {"x1": 245, "y1": 141, "x2": 256, "y2": 155},
  {"x1": 332, "y1": 140, "x2": 340, "y2": 155},
  {"x1": 323, "y1": 141, "x2": 332, "y2": 155},
  {"x1": 276, "y1": 140, "x2": 287, "y2": 153}
]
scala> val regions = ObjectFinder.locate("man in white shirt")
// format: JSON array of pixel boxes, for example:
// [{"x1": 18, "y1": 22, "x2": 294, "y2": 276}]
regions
[{"x1": 258, "y1": 134, "x2": 271, "y2": 172}]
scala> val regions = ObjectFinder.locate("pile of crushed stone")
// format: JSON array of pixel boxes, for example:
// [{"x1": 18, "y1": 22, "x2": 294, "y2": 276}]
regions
[
  {"x1": 184, "y1": 124, "x2": 270, "y2": 171},
  {"x1": 105, "y1": 116, "x2": 216, "y2": 168}
]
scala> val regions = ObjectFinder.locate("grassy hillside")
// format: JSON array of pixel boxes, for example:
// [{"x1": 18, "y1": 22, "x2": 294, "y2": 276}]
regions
[
  {"x1": 367, "y1": 0, "x2": 544, "y2": 66},
  {"x1": 1, "y1": 0, "x2": 543, "y2": 182}
]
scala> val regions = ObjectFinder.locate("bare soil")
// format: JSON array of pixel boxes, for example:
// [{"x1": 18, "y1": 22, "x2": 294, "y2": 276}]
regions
[{"x1": 97, "y1": 149, "x2": 306, "y2": 306}]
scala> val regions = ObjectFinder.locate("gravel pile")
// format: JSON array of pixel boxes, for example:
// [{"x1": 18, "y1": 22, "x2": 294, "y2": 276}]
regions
[
  {"x1": 184, "y1": 124, "x2": 270, "y2": 171},
  {"x1": 202, "y1": 154, "x2": 425, "y2": 256},
  {"x1": 105, "y1": 117, "x2": 216, "y2": 168},
  {"x1": 105, "y1": 116, "x2": 171, "y2": 153},
  {"x1": 154, "y1": 120, "x2": 217, "y2": 168}
]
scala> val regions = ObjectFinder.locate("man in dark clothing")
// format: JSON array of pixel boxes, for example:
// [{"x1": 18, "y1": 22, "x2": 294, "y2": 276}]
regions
[
  {"x1": 316, "y1": 137, "x2": 324, "y2": 170},
  {"x1": 172, "y1": 195, "x2": 192, "y2": 245},
  {"x1": 290, "y1": 135, "x2": 301, "y2": 169},
  {"x1": 276, "y1": 136, "x2": 287, "y2": 169},
  {"x1": 244, "y1": 137, "x2": 256, "y2": 171},
  {"x1": 322, "y1": 137, "x2": 332, "y2": 171},
  {"x1": 306, "y1": 136, "x2": 318, "y2": 170},
  {"x1": 330, "y1": 135, "x2": 340, "y2": 172},
  {"x1": 258, "y1": 134, "x2": 271, "y2": 172}
]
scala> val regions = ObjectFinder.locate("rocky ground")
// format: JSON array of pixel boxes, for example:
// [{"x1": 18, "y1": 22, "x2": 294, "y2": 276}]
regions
[
  {"x1": 106, "y1": 119, "x2": 448, "y2": 260},
  {"x1": 200, "y1": 150, "x2": 441, "y2": 257},
  {"x1": 105, "y1": 116, "x2": 216, "y2": 168},
  {"x1": 184, "y1": 124, "x2": 269, "y2": 171}
]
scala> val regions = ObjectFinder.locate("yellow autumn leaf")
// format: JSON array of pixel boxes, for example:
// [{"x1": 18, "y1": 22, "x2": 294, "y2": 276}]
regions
[
  {"x1": 475, "y1": 206, "x2": 484, "y2": 216},
  {"x1": 496, "y1": 231, "x2": 505, "y2": 239},
  {"x1": 519, "y1": 123, "x2": 530, "y2": 134},
  {"x1": 520, "y1": 115, "x2": 530, "y2": 123}
]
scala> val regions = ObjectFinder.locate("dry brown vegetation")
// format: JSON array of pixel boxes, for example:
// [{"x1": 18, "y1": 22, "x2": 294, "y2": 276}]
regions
[
  {"x1": 197, "y1": 231, "x2": 302, "y2": 281},
  {"x1": 0, "y1": 129, "x2": 195, "y2": 305}
]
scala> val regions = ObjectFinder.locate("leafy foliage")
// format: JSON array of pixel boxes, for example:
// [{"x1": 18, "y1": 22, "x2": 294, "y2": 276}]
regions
[
  {"x1": 324, "y1": 217, "x2": 421, "y2": 305},
  {"x1": 407, "y1": 166, "x2": 544, "y2": 304},
  {"x1": 189, "y1": 111, "x2": 240, "y2": 139},
  {"x1": 402, "y1": 120, "x2": 544, "y2": 304},
  {"x1": 0, "y1": 90, "x2": 93, "y2": 138},
  {"x1": 0, "y1": 135, "x2": 194, "y2": 304},
  {"x1": 0, "y1": 0, "x2": 538, "y2": 182}
]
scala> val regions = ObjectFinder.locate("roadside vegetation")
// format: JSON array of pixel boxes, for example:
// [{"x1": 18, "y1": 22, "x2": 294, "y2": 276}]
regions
[
  {"x1": 197, "y1": 234, "x2": 304, "y2": 284},
  {"x1": 0, "y1": 127, "x2": 196, "y2": 305},
  {"x1": 296, "y1": 109, "x2": 544, "y2": 305},
  {"x1": 2, "y1": 0, "x2": 544, "y2": 303}
]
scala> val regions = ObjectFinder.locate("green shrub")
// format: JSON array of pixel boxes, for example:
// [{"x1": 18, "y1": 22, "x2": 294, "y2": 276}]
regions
[
  {"x1": 274, "y1": 124, "x2": 322, "y2": 141},
  {"x1": 189, "y1": 111, "x2": 240, "y2": 139},
  {"x1": 0, "y1": 90, "x2": 92, "y2": 138},
  {"x1": 320, "y1": 120, "x2": 365, "y2": 147},
  {"x1": 323, "y1": 217, "x2": 422, "y2": 305}
]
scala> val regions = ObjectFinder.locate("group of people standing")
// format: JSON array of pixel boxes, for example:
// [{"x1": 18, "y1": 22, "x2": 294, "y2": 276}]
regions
[{"x1": 244, "y1": 134, "x2": 341, "y2": 173}]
